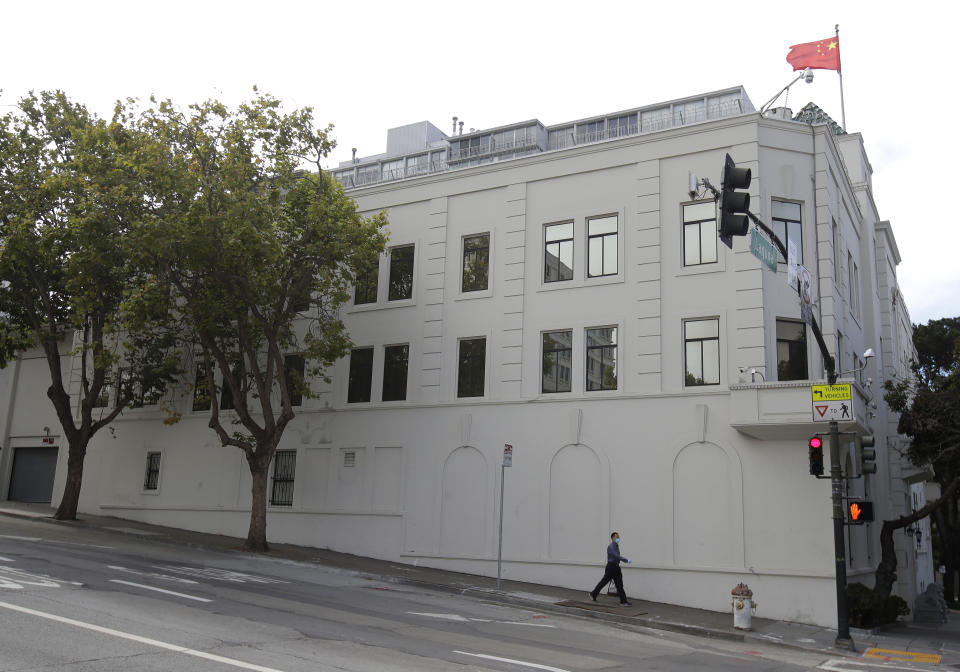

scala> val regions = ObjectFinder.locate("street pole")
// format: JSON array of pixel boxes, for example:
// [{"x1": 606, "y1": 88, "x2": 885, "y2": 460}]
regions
[
  {"x1": 497, "y1": 461, "x2": 505, "y2": 591},
  {"x1": 830, "y1": 419, "x2": 854, "y2": 649}
]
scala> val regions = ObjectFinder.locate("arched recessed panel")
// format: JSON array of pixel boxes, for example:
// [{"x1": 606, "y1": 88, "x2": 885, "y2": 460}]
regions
[
  {"x1": 549, "y1": 444, "x2": 601, "y2": 560},
  {"x1": 439, "y1": 446, "x2": 487, "y2": 556},
  {"x1": 674, "y1": 442, "x2": 741, "y2": 567}
]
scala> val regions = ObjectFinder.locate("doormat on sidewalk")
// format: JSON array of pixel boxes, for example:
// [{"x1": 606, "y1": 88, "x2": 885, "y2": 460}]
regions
[{"x1": 556, "y1": 600, "x2": 647, "y2": 617}]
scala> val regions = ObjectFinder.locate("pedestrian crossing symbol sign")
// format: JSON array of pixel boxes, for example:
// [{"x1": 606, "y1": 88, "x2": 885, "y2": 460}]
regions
[{"x1": 811, "y1": 383, "x2": 855, "y2": 422}]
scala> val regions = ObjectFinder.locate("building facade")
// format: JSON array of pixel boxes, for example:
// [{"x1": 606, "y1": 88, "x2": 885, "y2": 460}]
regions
[{"x1": 0, "y1": 87, "x2": 925, "y2": 627}]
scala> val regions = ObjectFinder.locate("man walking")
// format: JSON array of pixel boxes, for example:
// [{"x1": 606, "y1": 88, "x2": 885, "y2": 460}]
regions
[{"x1": 589, "y1": 532, "x2": 632, "y2": 606}]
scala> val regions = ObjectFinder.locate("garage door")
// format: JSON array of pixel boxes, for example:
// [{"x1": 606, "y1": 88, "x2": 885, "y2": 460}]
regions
[{"x1": 8, "y1": 446, "x2": 58, "y2": 503}]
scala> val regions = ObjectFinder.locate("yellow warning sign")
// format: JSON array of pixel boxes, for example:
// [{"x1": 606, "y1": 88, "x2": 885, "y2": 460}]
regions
[
  {"x1": 863, "y1": 647, "x2": 942, "y2": 664},
  {"x1": 811, "y1": 383, "x2": 852, "y2": 402}
]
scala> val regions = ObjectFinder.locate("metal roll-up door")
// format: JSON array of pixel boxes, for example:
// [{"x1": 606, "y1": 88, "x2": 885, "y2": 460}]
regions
[{"x1": 8, "y1": 446, "x2": 58, "y2": 503}]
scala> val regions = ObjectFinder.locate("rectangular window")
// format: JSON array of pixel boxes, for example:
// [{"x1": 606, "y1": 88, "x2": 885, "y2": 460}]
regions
[
  {"x1": 848, "y1": 254, "x2": 860, "y2": 319},
  {"x1": 771, "y1": 200, "x2": 801, "y2": 263},
  {"x1": 683, "y1": 201, "x2": 718, "y2": 266},
  {"x1": 542, "y1": 330, "x2": 573, "y2": 393},
  {"x1": 270, "y1": 449, "x2": 296, "y2": 507},
  {"x1": 354, "y1": 262, "x2": 378, "y2": 305},
  {"x1": 684, "y1": 318, "x2": 720, "y2": 386},
  {"x1": 192, "y1": 363, "x2": 211, "y2": 411},
  {"x1": 587, "y1": 215, "x2": 618, "y2": 278},
  {"x1": 544, "y1": 222, "x2": 573, "y2": 282},
  {"x1": 284, "y1": 354, "x2": 305, "y2": 407},
  {"x1": 462, "y1": 233, "x2": 490, "y2": 292},
  {"x1": 220, "y1": 363, "x2": 241, "y2": 410},
  {"x1": 382, "y1": 344, "x2": 409, "y2": 402},
  {"x1": 585, "y1": 327, "x2": 617, "y2": 391},
  {"x1": 776, "y1": 319, "x2": 808, "y2": 381},
  {"x1": 388, "y1": 245, "x2": 414, "y2": 301},
  {"x1": 143, "y1": 452, "x2": 161, "y2": 490},
  {"x1": 347, "y1": 347, "x2": 374, "y2": 403},
  {"x1": 457, "y1": 337, "x2": 486, "y2": 398},
  {"x1": 381, "y1": 159, "x2": 404, "y2": 180}
]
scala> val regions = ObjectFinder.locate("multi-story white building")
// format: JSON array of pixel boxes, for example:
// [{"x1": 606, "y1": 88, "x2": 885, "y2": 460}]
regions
[{"x1": 0, "y1": 86, "x2": 924, "y2": 627}]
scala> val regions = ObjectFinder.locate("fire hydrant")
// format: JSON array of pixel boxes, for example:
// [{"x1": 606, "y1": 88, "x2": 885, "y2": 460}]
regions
[{"x1": 731, "y1": 583, "x2": 757, "y2": 630}]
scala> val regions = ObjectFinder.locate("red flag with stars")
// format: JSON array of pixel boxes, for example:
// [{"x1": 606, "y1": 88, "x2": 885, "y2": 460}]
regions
[{"x1": 786, "y1": 37, "x2": 841, "y2": 72}]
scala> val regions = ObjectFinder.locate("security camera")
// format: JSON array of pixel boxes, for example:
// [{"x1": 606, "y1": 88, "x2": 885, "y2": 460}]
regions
[{"x1": 803, "y1": 68, "x2": 814, "y2": 84}]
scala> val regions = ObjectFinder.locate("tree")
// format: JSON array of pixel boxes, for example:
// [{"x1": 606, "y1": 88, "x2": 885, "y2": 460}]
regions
[
  {"x1": 128, "y1": 92, "x2": 387, "y2": 552},
  {"x1": 0, "y1": 92, "x2": 180, "y2": 519},
  {"x1": 876, "y1": 317, "x2": 960, "y2": 599}
]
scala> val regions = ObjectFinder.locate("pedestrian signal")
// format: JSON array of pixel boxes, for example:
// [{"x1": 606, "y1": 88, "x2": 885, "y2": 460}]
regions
[{"x1": 848, "y1": 500, "x2": 874, "y2": 524}]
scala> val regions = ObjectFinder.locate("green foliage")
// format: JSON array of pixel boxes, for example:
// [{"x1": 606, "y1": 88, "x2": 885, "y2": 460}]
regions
[{"x1": 846, "y1": 582, "x2": 910, "y2": 628}]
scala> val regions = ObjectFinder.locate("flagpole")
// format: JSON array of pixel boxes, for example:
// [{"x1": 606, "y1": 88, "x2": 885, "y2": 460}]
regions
[{"x1": 836, "y1": 24, "x2": 847, "y2": 131}]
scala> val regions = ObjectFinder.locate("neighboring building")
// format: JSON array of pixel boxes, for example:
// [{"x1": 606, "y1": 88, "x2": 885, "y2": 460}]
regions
[{"x1": 0, "y1": 86, "x2": 924, "y2": 627}]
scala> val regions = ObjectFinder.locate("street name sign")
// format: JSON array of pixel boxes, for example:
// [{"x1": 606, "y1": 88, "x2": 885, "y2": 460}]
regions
[
  {"x1": 750, "y1": 229, "x2": 777, "y2": 272},
  {"x1": 811, "y1": 383, "x2": 855, "y2": 422}
]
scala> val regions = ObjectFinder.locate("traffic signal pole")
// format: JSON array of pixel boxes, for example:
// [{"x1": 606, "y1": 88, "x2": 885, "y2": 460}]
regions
[{"x1": 830, "y1": 419, "x2": 853, "y2": 647}]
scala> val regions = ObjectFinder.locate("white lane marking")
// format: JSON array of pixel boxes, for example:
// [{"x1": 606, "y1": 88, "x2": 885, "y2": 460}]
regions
[
  {"x1": 0, "y1": 535, "x2": 41, "y2": 541},
  {"x1": 109, "y1": 565, "x2": 199, "y2": 584},
  {"x1": 0, "y1": 600, "x2": 285, "y2": 671},
  {"x1": 109, "y1": 580, "x2": 212, "y2": 603},
  {"x1": 818, "y1": 660, "x2": 920, "y2": 671},
  {"x1": 0, "y1": 566, "x2": 81, "y2": 588},
  {"x1": 408, "y1": 612, "x2": 469, "y2": 621},
  {"x1": 454, "y1": 650, "x2": 571, "y2": 672},
  {"x1": 154, "y1": 565, "x2": 287, "y2": 584},
  {"x1": 0, "y1": 534, "x2": 113, "y2": 549},
  {"x1": 0, "y1": 556, "x2": 13, "y2": 562},
  {"x1": 497, "y1": 621, "x2": 557, "y2": 628}
]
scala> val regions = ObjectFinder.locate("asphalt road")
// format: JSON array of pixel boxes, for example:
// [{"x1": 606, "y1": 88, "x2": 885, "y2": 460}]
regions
[{"x1": 0, "y1": 515, "x2": 852, "y2": 671}]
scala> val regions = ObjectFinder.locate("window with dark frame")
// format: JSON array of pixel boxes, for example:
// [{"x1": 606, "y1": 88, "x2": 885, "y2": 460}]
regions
[
  {"x1": 776, "y1": 319, "x2": 808, "y2": 381},
  {"x1": 382, "y1": 344, "x2": 409, "y2": 402},
  {"x1": 684, "y1": 318, "x2": 720, "y2": 386},
  {"x1": 192, "y1": 363, "x2": 211, "y2": 411},
  {"x1": 544, "y1": 222, "x2": 573, "y2": 282},
  {"x1": 347, "y1": 347, "x2": 374, "y2": 403},
  {"x1": 542, "y1": 330, "x2": 572, "y2": 393},
  {"x1": 462, "y1": 233, "x2": 490, "y2": 292},
  {"x1": 269, "y1": 449, "x2": 296, "y2": 507},
  {"x1": 143, "y1": 451, "x2": 161, "y2": 490},
  {"x1": 585, "y1": 327, "x2": 617, "y2": 391},
  {"x1": 587, "y1": 215, "x2": 618, "y2": 277},
  {"x1": 354, "y1": 262, "x2": 379, "y2": 305},
  {"x1": 682, "y1": 201, "x2": 718, "y2": 266},
  {"x1": 220, "y1": 363, "x2": 241, "y2": 410},
  {"x1": 388, "y1": 245, "x2": 415, "y2": 301},
  {"x1": 457, "y1": 337, "x2": 486, "y2": 398},
  {"x1": 771, "y1": 200, "x2": 802, "y2": 264},
  {"x1": 284, "y1": 354, "x2": 305, "y2": 407}
]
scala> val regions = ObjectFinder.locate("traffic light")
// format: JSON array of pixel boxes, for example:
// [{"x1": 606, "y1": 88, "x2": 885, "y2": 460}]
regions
[
  {"x1": 809, "y1": 435, "x2": 824, "y2": 476},
  {"x1": 848, "y1": 500, "x2": 874, "y2": 524},
  {"x1": 856, "y1": 434, "x2": 877, "y2": 475},
  {"x1": 719, "y1": 153, "x2": 752, "y2": 237}
]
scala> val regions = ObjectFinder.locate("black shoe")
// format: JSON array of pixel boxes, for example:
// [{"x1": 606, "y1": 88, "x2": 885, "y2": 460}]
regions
[
  {"x1": 588, "y1": 593, "x2": 597, "y2": 601},
  {"x1": 620, "y1": 601, "x2": 633, "y2": 606}
]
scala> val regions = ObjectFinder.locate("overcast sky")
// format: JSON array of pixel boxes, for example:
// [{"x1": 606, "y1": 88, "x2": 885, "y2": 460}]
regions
[{"x1": 4, "y1": 1, "x2": 955, "y2": 324}]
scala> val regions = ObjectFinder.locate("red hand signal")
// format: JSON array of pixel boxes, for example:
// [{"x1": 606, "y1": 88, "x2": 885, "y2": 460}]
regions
[{"x1": 850, "y1": 503, "x2": 862, "y2": 520}]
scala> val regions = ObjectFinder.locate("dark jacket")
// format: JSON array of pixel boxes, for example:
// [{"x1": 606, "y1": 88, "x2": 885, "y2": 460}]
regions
[{"x1": 606, "y1": 540, "x2": 628, "y2": 565}]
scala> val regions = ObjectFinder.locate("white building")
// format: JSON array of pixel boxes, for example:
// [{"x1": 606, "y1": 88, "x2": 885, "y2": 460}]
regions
[{"x1": 0, "y1": 86, "x2": 927, "y2": 627}]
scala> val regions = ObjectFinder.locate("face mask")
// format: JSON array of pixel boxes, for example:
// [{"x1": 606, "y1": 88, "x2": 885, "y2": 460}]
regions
[{"x1": 615, "y1": 537, "x2": 621, "y2": 544}]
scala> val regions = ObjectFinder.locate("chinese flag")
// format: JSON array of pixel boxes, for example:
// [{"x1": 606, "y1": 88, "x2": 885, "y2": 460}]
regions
[{"x1": 786, "y1": 37, "x2": 841, "y2": 72}]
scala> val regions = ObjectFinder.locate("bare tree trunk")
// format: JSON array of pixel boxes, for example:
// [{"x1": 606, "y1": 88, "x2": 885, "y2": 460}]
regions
[
  {"x1": 245, "y1": 459, "x2": 270, "y2": 552},
  {"x1": 53, "y1": 441, "x2": 86, "y2": 520}
]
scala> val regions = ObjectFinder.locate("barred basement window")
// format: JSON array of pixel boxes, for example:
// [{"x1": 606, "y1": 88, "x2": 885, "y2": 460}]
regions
[
  {"x1": 270, "y1": 450, "x2": 297, "y2": 506},
  {"x1": 343, "y1": 450, "x2": 356, "y2": 468},
  {"x1": 143, "y1": 452, "x2": 161, "y2": 490}
]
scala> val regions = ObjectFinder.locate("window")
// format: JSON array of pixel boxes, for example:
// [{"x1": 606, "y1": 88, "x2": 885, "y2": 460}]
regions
[
  {"x1": 388, "y1": 245, "x2": 414, "y2": 301},
  {"x1": 343, "y1": 450, "x2": 356, "y2": 468},
  {"x1": 771, "y1": 200, "x2": 801, "y2": 263},
  {"x1": 220, "y1": 363, "x2": 241, "y2": 410},
  {"x1": 462, "y1": 234, "x2": 490, "y2": 292},
  {"x1": 354, "y1": 262, "x2": 378, "y2": 305},
  {"x1": 848, "y1": 252, "x2": 860, "y2": 319},
  {"x1": 284, "y1": 354, "x2": 305, "y2": 407},
  {"x1": 542, "y1": 330, "x2": 572, "y2": 393},
  {"x1": 684, "y1": 318, "x2": 720, "y2": 386},
  {"x1": 457, "y1": 337, "x2": 486, "y2": 398},
  {"x1": 544, "y1": 222, "x2": 573, "y2": 282},
  {"x1": 382, "y1": 344, "x2": 409, "y2": 402},
  {"x1": 381, "y1": 159, "x2": 403, "y2": 180},
  {"x1": 683, "y1": 201, "x2": 717, "y2": 266},
  {"x1": 192, "y1": 363, "x2": 211, "y2": 411},
  {"x1": 143, "y1": 452, "x2": 161, "y2": 490},
  {"x1": 585, "y1": 327, "x2": 617, "y2": 391},
  {"x1": 776, "y1": 319, "x2": 808, "y2": 381},
  {"x1": 607, "y1": 113, "x2": 637, "y2": 137},
  {"x1": 587, "y1": 215, "x2": 618, "y2": 278},
  {"x1": 581, "y1": 119, "x2": 604, "y2": 141},
  {"x1": 347, "y1": 347, "x2": 373, "y2": 403},
  {"x1": 270, "y1": 449, "x2": 296, "y2": 506}
]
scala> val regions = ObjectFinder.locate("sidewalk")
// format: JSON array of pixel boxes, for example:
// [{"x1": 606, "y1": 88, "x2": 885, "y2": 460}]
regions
[{"x1": 2, "y1": 501, "x2": 958, "y2": 666}]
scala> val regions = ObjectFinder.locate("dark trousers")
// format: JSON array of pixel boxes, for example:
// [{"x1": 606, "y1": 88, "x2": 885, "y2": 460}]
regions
[{"x1": 591, "y1": 562, "x2": 627, "y2": 602}]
